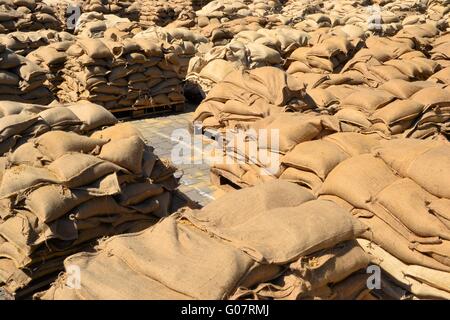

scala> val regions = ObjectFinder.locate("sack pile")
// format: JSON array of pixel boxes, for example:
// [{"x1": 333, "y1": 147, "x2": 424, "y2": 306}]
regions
[
  {"x1": 0, "y1": 30, "x2": 74, "y2": 55},
  {"x1": 0, "y1": 46, "x2": 53, "y2": 104},
  {"x1": 429, "y1": 32, "x2": 450, "y2": 85},
  {"x1": 303, "y1": 79, "x2": 450, "y2": 139},
  {"x1": 0, "y1": 0, "x2": 61, "y2": 33},
  {"x1": 285, "y1": 34, "x2": 361, "y2": 76},
  {"x1": 192, "y1": 66, "x2": 306, "y2": 130},
  {"x1": 27, "y1": 41, "x2": 74, "y2": 94},
  {"x1": 37, "y1": 180, "x2": 371, "y2": 300},
  {"x1": 0, "y1": 100, "x2": 120, "y2": 156},
  {"x1": 56, "y1": 37, "x2": 185, "y2": 110},
  {"x1": 74, "y1": 12, "x2": 143, "y2": 39},
  {"x1": 210, "y1": 112, "x2": 342, "y2": 188},
  {"x1": 319, "y1": 138, "x2": 450, "y2": 299},
  {"x1": 339, "y1": 36, "x2": 440, "y2": 87},
  {"x1": 134, "y1": 27, "x2": 208, "y2": 78},
  {"x1": 0, "y1": 120, "x2": 179, "y2": 296},
  {"x1": 138, "y1": 0, "x2": 197, "y2": 28},
  {"x1": 187, "y1": 28, "x2": 310, "y2": 96},
  {"x1": 81, "y1": 0, "x2": 140, "y2": 21}
]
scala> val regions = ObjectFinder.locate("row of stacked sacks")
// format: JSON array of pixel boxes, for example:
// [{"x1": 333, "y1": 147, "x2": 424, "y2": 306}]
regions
[
  {"x1": 429, "y1": 32, "x2": 450, "y2": 84},
  {"x1": 138, "y1": 0, "x2": 197, "y2": 28},
  {"x1": 73, "y1": 12, "x2": 143, "y2": 39},
  {"x1": 0, "y1": 30, "x2": 74, "y2": 56},
  {"x1": 335, "y1": 33, "x2": 445, "y2": 88},
  {"x1": 133, "y1": 27, "x2": 209, "y2": 79},
  {"x1": 186, "y1": 28, "x2": 310, "y2": 96},
  {"x1": 0, "y1": 0, "x2": 61, "y2": 33},
  {"x1": 54, "y1": 37, "x2": 185, "y2": 110},
  {"x1": 37, "y1": 180, "x2": 373, "y2": 300},
  {"x1": 0, "y1": 45, "x2": 53, "y2": 104},
  {"x1": 319, "y1": 138, "x2": 450, "y2": 299},
  {"x1": 80, "y1": 0, "x2": 140, "y2": 22},
  {"x1": 192, "y1": 67, "x2": 306, "y2": 130},
  {"x1": 195, "y1": 0, "x2": 283, "y2": 25},
  {"x1": 203, "y1": 129, "x2": 450, "y2": 297},
  {"x1": 0, "y1": 100, "x2": 117, "y2": 155},
  {"x1": 27, "y1": 41, "x2": 73, "y2": 95},
  {"x1": 0, "y1": 103, "x2": 179, "y2": 296}
]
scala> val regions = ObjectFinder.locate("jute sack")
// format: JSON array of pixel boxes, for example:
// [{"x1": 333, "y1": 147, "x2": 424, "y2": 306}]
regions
[
  {"x1": 370, "y1": 99, "x2": 424, "y2": 126},
  {"x1": 98, "y1": 135, "x2": 145, "y2": 175},
  {"x1": 378, "y1": 79, "x2": 426, "y2": 99},
  {"x1": 281, "y1": 140, "x2": 349, "y2": 180},
  {"x1": 0, "y1": 113, "x2": 39, "y2": 143},
  {"x1": 183, "y1": 198, "x2": 367, "y2": 264},
  {"x1": 358, "y1": 239, "x2": 450, "y2": 299},
  {"x1": 322, "y1": 132, "x2": 381, "y2": 156},
  {"x1": 0, "y1": 165, "x2": 59, "y2": 198},
  {"x1": 116, "y1": 182, "x2": 164, "y2": 206},
  {"x1": 374, "y1": 178, "x2": 450, "y2": 240},
  {"x1": 251, "y1": 113, "x2": 340, "y2": 153},
  {"x1": 38, "y1": 107, "x2": 81, "y2": 128},
  {"x1": 359, "y1": 215, "x2": 450, "y2": 272},
  {"x1": 428, "y1": 199, "x2": 450, "y2": 230},
  {"x1": 39, "y1": 249, "x2": 193, "y2": 300},
  {"x1": 24, "y1": 173, "x2": 121, "y2": 223},
  {"x1": 320, "y1": 154, "x2": 399, "y2": 210},
  {"x1": 372, "y1": 138, "x2": 443, "y2": 177},
  {"x1": 72, "y1": 196, "x2": 136, "y2": 220},
  {"x1": 405, "y1": 144, "x2": 450, "y2": 199},
  {"x1": 62, "y1": 216, "x2": 256, "y2": 300},
  {"x1": 194, "y1": 180, "x2": 315, "y2": 219},
  {"x1": 66, "y1": 102, "x2": 117, "y2": 132},
  {"x1": 279, "y1": 167, "x2": 323, "y2": 194},
  {"x1": 231, "y1": 240, "x2": 370, "y2": 300},
  {"x1": 7, "y1": 142, "x2": 50, "y2": 167},
  {"x1": 90, "y1": 122, "x2": 143, "y2": 141},
  {"x1": 47, "y1": 153, "x2": 125, "y2": 188},
  {"x1": 35, "y1": 131, "x2": 109, "y2": 161}
]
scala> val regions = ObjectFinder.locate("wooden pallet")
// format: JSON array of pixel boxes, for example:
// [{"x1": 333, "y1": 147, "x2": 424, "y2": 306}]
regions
[
  {"x1": 110, "y1": 102, "x2": 185, "y2": 120},
  {"x1": 210, "y1": 168, "x2": 247, "y2": 191}
]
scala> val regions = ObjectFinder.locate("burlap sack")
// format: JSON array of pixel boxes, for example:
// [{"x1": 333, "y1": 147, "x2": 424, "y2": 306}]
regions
[{"x1": 183, "y1": 197, "x2": 367, "y2": 264}]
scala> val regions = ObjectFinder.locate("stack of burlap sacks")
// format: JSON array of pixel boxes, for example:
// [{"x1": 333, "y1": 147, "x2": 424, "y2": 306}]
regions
[
  {"x1": 429, "y1": 32, "x2": 450, "y2": 85},
  {"x1": 133, "y1": 27, "x2": 209, "y2": 79},
  {"x1": 0, "y1": 102, "x2": 179, "y2": 296},
  {"x1": 0, "y1": 30, "x2": 74, "y2": 55},
  {"x1": 318, "y1": 138, "x2": 450, "y2": 299},
  {"x1": 0, "y1": 0, "x2": 61, "y2": 33},
  {"x1": 187, "y1": 28, "x2": 310, "y2": 96},
  {"x1": 27, "y1": 40, "x2": 74, "y2": 94},
  {"x1": 0, "y1": 100, "x2": 115, "y2": 155},
  {"x1": 74, "y1": 12, "x2": 143, "y2": 39},
  {"x1": 0, "y1": 45, "x2": 53, "y2": 104},
  {"x1": 81, "y1": 0, "x2": 140, "y2": 21},
  {"x1": 37, "y1": 180, "x2": 373, "y2": 300},
  {"x1": 56, "y1": 37, "x2": 185, "y2": 110},
  {"x1": 192, "y1": 66, "x2": 306, "y2": 130},
  {"x1": 138, "y1": 0, "x2": 196, "y2": 28}
]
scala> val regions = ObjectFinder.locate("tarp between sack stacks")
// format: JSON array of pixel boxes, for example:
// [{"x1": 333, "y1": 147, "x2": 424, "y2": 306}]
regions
[
  {"x1": 0, "y1": 45, "x2": 53, "y2": 104},
  {"x1": 54, "y1": 37, "x2": 185, "y2": 111},
  {"x1": 0, "y1": 101, "x2": 179, "y2": 297},
  {"x1": 37, "y1": 180, "x2": 373, "y2": 300},
  {"x1": 0, "y1": 0, "x2": 61, "y2": 33}
]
